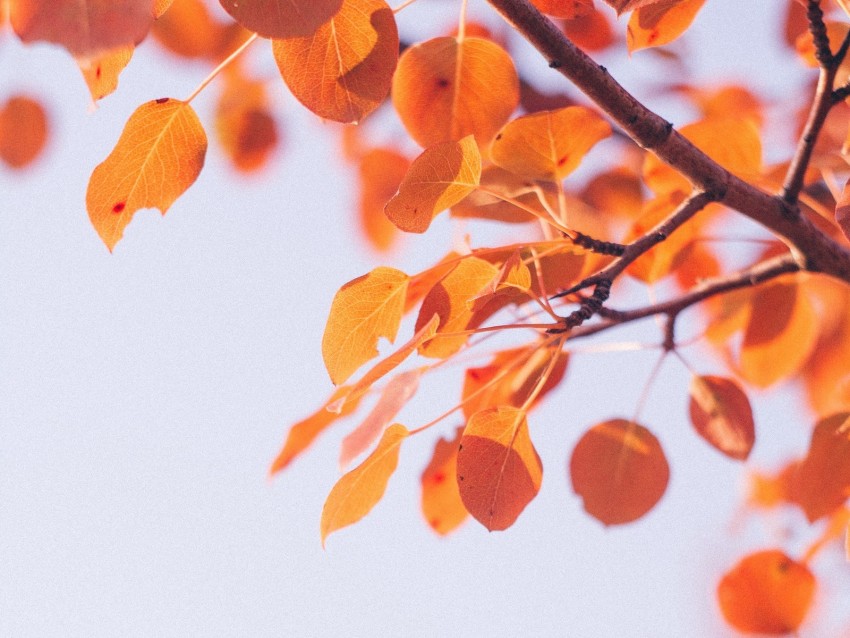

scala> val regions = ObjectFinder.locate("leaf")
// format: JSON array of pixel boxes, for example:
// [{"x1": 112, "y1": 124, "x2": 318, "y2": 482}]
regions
[
  {"x1": 490, "y1": 106, "x2": 611, "y2": 182},
  {"x1": 9, "y1": 0, "x2": 153, "y2": 58},
  {"x1": 272, "y1": 0, "x2": 398, "y2": 124},
  {"x1": 215, "y1": 69, "x2": 279, "y2": 173},
  {"x1": 415, "y1": 256, "x2": 499, "y2": 359},
  {"x1": 626, "y1": 192, "x2": 697, "y2": 283},
  {"x1": 0, "y1": 94, "x2": 48, "y2": 169},
  {"x1": 421, "y1": 426, "x2": 468, "y2": 535},
  {"x1": 78, "y1": 46, "x2": 134, "y2": 102},
  {"x1": 531, "y1": 0, "x2": 594, "y2": 18},
  {"x1": 357, "y1": 147, "x2": 409, "y2": 251},
  {"x1": 688, "y1": 375, "x2": 755, "y2": 460},
  {"x1": 790, "y1": 412, "x2": 850, "y2": 522},
  {"x1": 385, "y1": 136, "x2": 481, "y2": 233},
  {"x1": 152, "y1": 0, "x2": 235, "y2": 60},
  {"x1": 717, "y1": 550, "x2": 816, "y2": 635},
  {"x1": 219, "y1": 0, "x2": 342, "y2": 39},
  {"x1": 602, "y1": 0, "x2": 677, "y2": 14},
  {"x1": 392, "y1": 36, "x2": 519, "y2": 148},
  {"x1": 835, "y1": 177, "x2": 850, "y2": 243},
  {"x1": 269, "y1": 386, "x2": 364, "y2": 476},
  {"x1": 456, "y1": 406, "x2": 542, "y2": 531},
  {"x1": 563, "y1": 6, "x2": 616, "y2": 52},
  {"x1": 86, "y1": 98, "x2": 207, "y2": 251},
  {"x1": 320, "y1": 423, "x2": 409, "y2": 546},
  {"x1": 627, "y1": 0, "x2": 706, "y2": 53},
  {"x1": 321, "y1": 266, "x2": 409, "y2": 386},
  {"x1": 339, "y1": 369, "x2": 421, "y2": 470},
  {"x1": 570, "y1": 419, "x2": 669, "y2": 525}
]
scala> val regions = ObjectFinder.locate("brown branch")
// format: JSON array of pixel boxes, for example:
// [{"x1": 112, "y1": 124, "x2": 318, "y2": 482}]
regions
[
  {"x1": 806, "y1": 0, "x2": 832, "y2": 66},
  {"x1": 484, "y1": 0, "x2": 850, "y2": 283}
]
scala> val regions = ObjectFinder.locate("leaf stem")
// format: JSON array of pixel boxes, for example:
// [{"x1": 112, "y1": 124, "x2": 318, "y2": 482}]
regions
[{"x1": 185, "y1": 33, "x2": 259, "y2": 104}]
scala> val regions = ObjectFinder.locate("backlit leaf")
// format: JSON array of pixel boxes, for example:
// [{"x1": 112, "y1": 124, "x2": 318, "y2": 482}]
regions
[
  {"x1": 562, "y1": 7, "x2": 616, "y2": 52},
  {"x1": 790, "y1": 412, "x2": 850, "y2": 522},
  {"x1": 86, "y1": 98, "x2": 207, "y2": 251},
  {"x1": 421, "y1": 426, "x2": 468, "y2": 535},
  {"x1": 0, "y1": 94, "x2": 48, "y2": 169},
  {"x1": 717, "y1": 550, "x2": 815, "y2": 635},
  {"x1": 357, "y1": 148, "x2": 409, "y2": 251},
  {"x1": 78, "y1": 46, "x2": 134, "y2": 102},
  {"x1": 627, "y1": 192, "x2": 696, "y2": 283},
  {"x1": 392, "y1": 36, "x2": 519, "y2": 147},
  {"x1": 321, "y1": 266, "x2": 409, "y2": 385},
  {"x1": 570, "y1": 419, "x2": 669, "y2": 525},
  {"x1": 602, "y1": 0, "x2": 674, "y2": 14},
  {"x1": 457, "y1": 406, "x2": 542, "y2": 531},
  {"x1": 627, "y1": 0, "x2": 706, "y2": 53},
  {"x1": 385, "y1": 136, "x2": 481, "y2": 233},
  {"x1": 215, "y1": 69, "x2": 279, "y2": 173},
  {"x1": 219, "y1": 0, "x2": 341, "y2": 39},
  {"x1": 272, "y1": 0, "x2": 398, "y2": 123},
  {"x1": 153, "y1": 0, "x2": 235, "y2": 60},
  {"x1": 321, "y1": 423, "x2": 409, "y2": 545},
  {"x1": 490, "y1": 106, "x2": 611, "y2": 182},
  {"x1": 688, "y1": 375, "x2": 755, "y2": 460},
  {"x1": 531, "y1": 0, "x2": 593, "y2": 18},
  {"x1": 9, "y1": 0, "x2": 153, "y2": 58}
]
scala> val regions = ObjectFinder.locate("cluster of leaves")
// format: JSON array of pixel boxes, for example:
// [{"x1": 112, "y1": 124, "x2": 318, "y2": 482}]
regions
[{"x1": 5, "y1": 0, "x2": 850, "y2": 634}]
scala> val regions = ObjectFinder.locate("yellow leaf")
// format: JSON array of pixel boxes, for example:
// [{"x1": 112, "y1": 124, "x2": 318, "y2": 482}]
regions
[
  {"x1": 272, "y1": 0, "x2": 398, "y2": 124},
  {"x1": 321, "y1": 423, "x2": 409, "y2": 546},
  {"x1": 321, "y1": 267, "x2": 409, "y2": 385},
  {"x1": 86, "y1": 98, "x2": 207, "y2": 251},
  {"x1": 385, "y1": 136, "x2": 481, "y2": 233},
  {"x1": 392, "y1": 36, "x2": 519, "y2": 148},
  {"x1": 490, "y1": 106, "x2": 611, "y2": 182},
  {"x1": 78, "y1": 46, "x2": 134, "y2": 102}
]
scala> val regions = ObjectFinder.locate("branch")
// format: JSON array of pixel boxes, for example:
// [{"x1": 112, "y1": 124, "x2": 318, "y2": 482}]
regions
[{"x1": 484, "y1": 0, "x2": 850, "y2": 283}]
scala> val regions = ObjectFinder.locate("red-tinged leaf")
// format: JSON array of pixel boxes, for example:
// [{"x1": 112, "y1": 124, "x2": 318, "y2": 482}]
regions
[
  {"x1": 531, "y1": 0, "x2": 593, "y2": 18},
  {"x1": 392, "y1": 36, "x2": 519, "y2": 148},
  {"x1": 320, "y1": 423, "x2": 409, "y2": 546},
  {"x1": 416, "y1": 256, "x2": 499, "y2": 359},
  {"x1": 602, "y1": 0, "x2": 675, "y2": 14},
  {"x1": 215, "y1": 69, "x2": 279, "y2": 173},
  {"x1": 791, "y1": 412, "x2": 850, "y2": 522},
  {"x1": 357, "y1": 148, "x2": 409, "y2": 251},
  {"x1": 152, "y1": 0, "x2": 235, "y2": 60},
  {"x1": 421, "y1": 426, "x2": 468, "y2": 535},
  {"x1": 9, "y1": 0, "x2": 153, "y2": 58},
  {"x1": 219, "y1": 0, "x2": 341, "y2": 39},
  {"x1": 717, "y1": 550, "x2": 816, "y2": 635},
  {"x1": 0, "y1": 94, "x2": 48, "y2": 169},
  {"x1": 272, "y1": 0, "x2": 398, "y2": 124},
  {"x1": 269, "y1": 386, "x2": 363, "y2": 476},
  {"x1": 78, "y1": 46, "x2": 134, "y2": 102},
  {"x1": 86, "y1": 98, "x2": 207, "y2": 251},
  {"x1": 835, "y1": 177, "x2": 850, "y2": 243},
  {"x1": 490, "y1": 106, "x2": 611, "y2": 182},
  {"x1": 339, "y1": 369, "x2": 421, "y2": 470},
  {"x1": 570, "y1": 419, "x2": 669, "y2": 525},
  {"x1": 562, "y1": 6, "x2": 616, "y2": 52},
  {"x1": 627, "y1": 0, "x2": 706, "y2": 53},
  {"x1": 688, "y1": 375, "x2": 755, "y2": 460},
  {"x1": 385, "y1": 136, "x2": 481, "y2": 233},
  {"x1": 321, "y1": 266, "x2": 409, "y2": 386},
  {"x1": 457, "y1": 406, "x2": 542, "y2": 531}
]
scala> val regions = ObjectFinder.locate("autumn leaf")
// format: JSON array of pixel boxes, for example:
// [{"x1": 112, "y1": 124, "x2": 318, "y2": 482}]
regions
[
  {"x1": 384, "y1": 136, "x2": 481, "y2": 233},
  {"x1": 601, "y1": 0, "x2": 680, "y2": 14},
  {"x1": 357, "y1": 148, "x2": 409, "y2": 251},
  {"x1": 790, "y1": 412, "x2": 850, "y2": 522},
  {"x1": 0, "y1": 94, "x2": 48, "y2": 169},
  {"x1": 392, "y1": 36, "x2": 519, "y2": 147},
  {"x1": 321, "y1": 423, "x2": 409, "y2": 546},
  {"x1": 490, "y1": 106, "x2": 611, "y2": 182},
  {"x1": 321, "y1": 266, "x2": 409, "y2": 386},
  {"x1": 563, "y1": 7, "x2": 616, "y2": 53},
  {"x1": 421, "y1": 426, "x2": 468, "y2": 535},
  {"x1": 835, "y1": 176, "x2": 850, "y2": 243},
  {"x1": 78, "y1": 46, "x2": 134, "y2": 102},
  {"x1": 219, "y1": 0, "x2": 342, "y2": 39},
  {"x1": 152, "y1": 0, "x2": 237, "y2": 60},
  {"x1": 456, "y1": 406, "x2": 542, "y2": 531},
  {"x1": 717, "y1": 550, "x2": 816, "y2": 635},
  {"x1": 215, "y1": 69, "x2": 279, "y2": 173},
  {"x1": 86, "y1": 98, "x2": 207, "y2": 251},
  {"x1": 272, "y1": 0, "x2": 398, "y2": 124},
  {"x1": 531, "y1": 0, "x2": 594, "y2": 18},
  {"x1": 627, "y1": 0, "x2": 706, "y2": 53},
  {"x1": 688, "y1": 375, "x2": 755, "y2": 460},
  {"x1": 9, "y1": 0, "x2": 154, "y2": 58},
  {"x1": 570, "y1": 419, "x2": 669, "y2": 525}
]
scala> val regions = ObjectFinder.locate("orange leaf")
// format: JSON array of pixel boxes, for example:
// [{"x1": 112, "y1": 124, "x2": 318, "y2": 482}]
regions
[
  {"x1": 490, "y1": 106, "x2": 611, "y2": 182},
  {"x1": 626, "y1": 0, "x2": 706, "y2": 53},
  {"x1": 339, "y1": 369, "x2": 421, "y2": 470},
  {"x1": 78, "y1": 46, "x2": 134, "y2": 102},
  {"x1": 320, "y1": 423, "x2": 408, "y2": 546},
  {"x1": 562, "y1": 7, "x2": 616, "y2": 53},
  {"x1": 421, "y1": 426, "x2": 469, "y2": 535},
  {"x1": 152, "y1": 0, "x2": 234, "y2": 60},
  {"x1": 272, "y1": 0, "x2": 398, "y2": 124},
  {"x1": 215, "y1": 69, "x2": 279, "y2": 173},
  {"x1": 688, "y1": 375, "x2": 755, "y2": 460},
  {"x1": 269, "y1": 386, "x2": 364, "y2": 476},
  {"x1": 415, "y1": 256, "x2": 499, "y2": 359},
  {"x1": 0, "y1": 94, "x2": 48, "y2": 169},
  {"x1": 531, "y1": 0, "x2": 593, "y2": 18},
  {"x1": 450, "y1": 165, "x2": 549, "y2": 224},
  {"x1": 219, "y1": 0, "x2": 341, "y2": 39},
  {"x1": 321, "y1": 266, "x2": 409, "y2": 386},
  {"x1": 570, "y1": 419, "x2": 669, "y2": 525},
  {"x1": 385, "y1": 136, "x2": 481, "y2": 233},
  {"x1": 392, "y1": 36, "x2": 519, "y2": 148},
  {"x1": 86, "y1": 98, "x2": 207, "y2": 251},
  {"x1": 456, "y1": 406, "x2": 542, "y2": 531},
  {"x1": 357, "y1": 148, "x2": 409, "y2": 251},
  {"x1": 790, "y1": 412, "x2": 850, "y2": 522},
  {"x1": 626, "y1": 192, "x2": 696, "y2": 283},
  {"x1": 717, "y1": 550, "x2": 816, "y2": 635},
  {"x1": 602, "y1": 0, "x2": 674, "y2": 13},
  {"x1": 835, "y1": 176, "x2": 850, "y2": 243},
  {"x1": 9, "y1": 0, "x2": 153, "y2": 58}
]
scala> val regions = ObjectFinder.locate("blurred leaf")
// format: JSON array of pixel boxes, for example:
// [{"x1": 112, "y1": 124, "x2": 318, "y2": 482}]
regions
[
  {"x1": 0, "y1": 94, "x2": 48, "y2": 169},
  {"x1": 421, "y1": 426, "x2": 468, "y2": 535},
  {"x1": 689, "y1": 375, "x2": 755, "y2": 460},
  {"x1": 791, "y1": 412, "x2": 850, "y2": 522}
]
